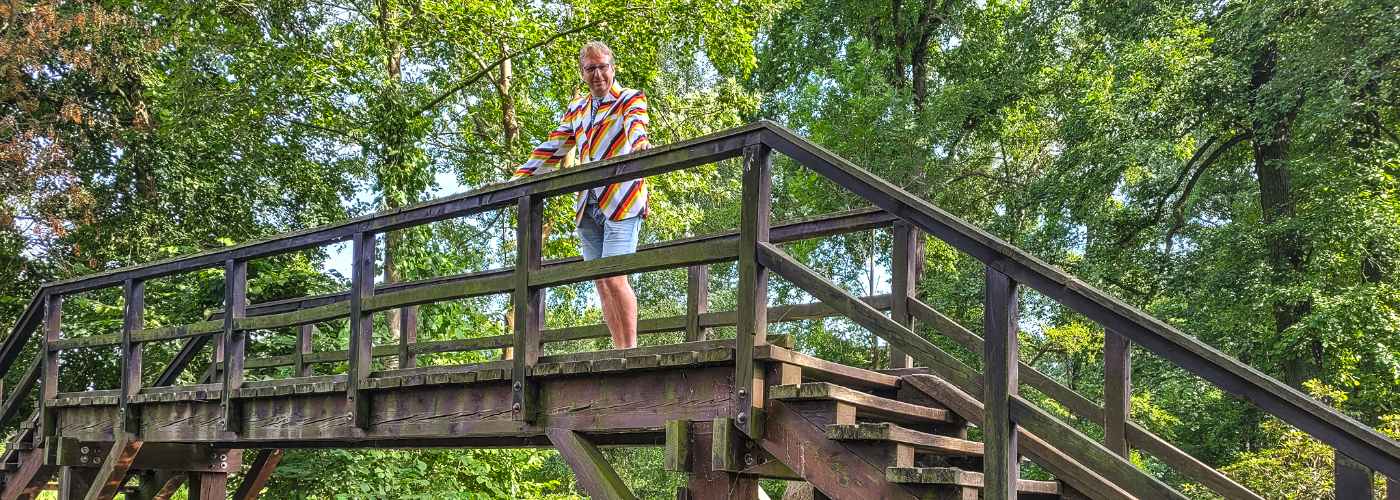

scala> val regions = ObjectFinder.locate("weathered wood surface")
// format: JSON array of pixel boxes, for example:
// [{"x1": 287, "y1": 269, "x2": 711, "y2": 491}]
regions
[
  {"x1": 769, "y1": 383, "x2": 951, "y2": 425},
  {"x1": 825, "y1": 423, "x2": 981, "y2": 456},
  {"x1": 347, "y1": 232, "x2": 375, "y2": 429},
  {"x1": 186, "y1": 472, "x2": 226, "y2": 500},
  {"x1": 45, "y1": 438, "x2": 239, "y2": 473},
  {"x1": 907, "y1": 297, "x2": 1262, "y2": 500},
  {"x1": 56, "y1": 364, "x2": 734, "y2": 444},
  {"x1": 221, "y1": 260, "x2": 248, "y2": 433},
  {"x1": 885, "y1": 468, "x2": 1060, "y2": 494},
  {"x1": 756, "y1": 400, "x2": 916, "y2": 500},
  {"x1": 734, "y1": 142, "x2": 772, "y2": 439},
  {"x1": 686, "y1": 266, "x2": 709, "y2": 342},
  {"x1": 1, "y1": 449, "x2": 57, "y2": 500},
  {"x1": 760, "y1": 122, "x2": 1400, "y2": 476},
  {"x1": 232, "y1": 449, "x2": 284, "y2": 500},
  {"x1": 1103, "y1": 329, "x2": 1130, "y2": 458},
  {"x1": 120, "y1": 279, "x2": 145, "y2": 434},
  {"x1": 513, "y1": 195, "x2": 544, "y2": 423},
  {"x1": 1335, "y1": 452, "x2": 1374, "y2": 500},
  {"x1": 902, "y1": 374, "x2": 1134, "y2": 500},
  {"x1": 889, "y1": 221, "x2": 917, "y2": 369},
  {"x1": 983, "y1": 267, "x2": 1019, "y2": 500},
  {"x1": 684, "y1": 420, "x2": 760, "y2": 500},
  {"x1": 757, "y1": 243, "x2": 983, "y2": 395},
  {"x1": 547, "y1": 428, "x2": 637, "y2": 500},
  {"x1": 135, "y1": 471, "x2": 186, "y2": 500},
  {"x1": 80, "y1": 433, "x2": 140, "y2": 500}
]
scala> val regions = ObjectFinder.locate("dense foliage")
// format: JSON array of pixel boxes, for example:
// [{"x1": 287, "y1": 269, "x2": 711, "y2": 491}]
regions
[{"x1": 2, "y1": 0, "x2": 1397, "y2": 498}]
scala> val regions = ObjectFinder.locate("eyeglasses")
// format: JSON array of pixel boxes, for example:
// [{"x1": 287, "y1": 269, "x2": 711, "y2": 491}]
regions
[{"x1": 581, "y1": 63, "x2": 614, "y2": 74}]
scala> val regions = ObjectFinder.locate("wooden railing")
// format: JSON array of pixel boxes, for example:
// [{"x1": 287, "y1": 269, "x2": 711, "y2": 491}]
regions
[{"x1": 1, "y1": 121, "x2": 1397, "y2": 499}]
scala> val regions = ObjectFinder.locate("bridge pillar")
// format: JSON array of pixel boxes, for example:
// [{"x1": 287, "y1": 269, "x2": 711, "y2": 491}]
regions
[
  {"x1": 56, "y1": 466, "x2": 99, "y2": 500},
  {"x1": 186, "y1": 472, "x2": 227, "y2": 500},
  {"x1": 682, "y1": 421, "x2": 759, "y2": 500}
]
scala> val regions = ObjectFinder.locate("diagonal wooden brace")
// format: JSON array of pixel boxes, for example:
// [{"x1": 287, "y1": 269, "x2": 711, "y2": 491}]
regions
[
  {"x1": 80, "y1": 433, "x2": 141, "y2": 500},
  {"x1": 546, "y1": 428, "x2": 636, "y2": 500}
]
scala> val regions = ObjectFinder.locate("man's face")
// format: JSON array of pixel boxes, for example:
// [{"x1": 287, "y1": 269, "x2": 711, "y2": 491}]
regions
[{"x1": 579, "y1": 52, "x2": 615, "y2": 97}]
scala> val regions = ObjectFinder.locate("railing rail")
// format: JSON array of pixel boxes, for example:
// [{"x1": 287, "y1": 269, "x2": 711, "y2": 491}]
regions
[{"x1": 2, "y1": 121, "x2": 1396, "y2": 499}]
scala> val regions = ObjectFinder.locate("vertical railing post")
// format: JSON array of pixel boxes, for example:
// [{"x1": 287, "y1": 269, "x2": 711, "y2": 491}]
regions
[
  {"x1": 120, "y1": 279, "x2": 145, "y2": 434},
  {"x1": 399, "y1": 305, "x2": 418, "y2": 369},
  {"x1": 984, "y1": 266, "x2": 1019, "y2": 500},
  {"x1": 40, "y1": 293, "x2": 62, "y2": 440},
  {"x1": 221, "y1": 260, "x2": 247, "y2": 433},
  {"x1": 734, "y1": 141, "x2": 772, "y2": 439},
  {"x1": 890, "y1": 221, "x2": 917, "y2": 369},
  {"x1": 348, "y1": 231, "x2": 375, "y2": 428},
  {"x1": 1336, "y1": 451, "x2": 1374, "y2": 499},
  {"x1": 294, "y1": 324, "x2": 313, "y2": 377},
  {"x1": 685, "y1": 266, "x2": 709, "y2": 342},
  {"x1": 1104, "y1": 328, "x2": 1131, "y2": 457},
  {"x1": 513, "y1": 195, "x2": 544, "y2": 423}
]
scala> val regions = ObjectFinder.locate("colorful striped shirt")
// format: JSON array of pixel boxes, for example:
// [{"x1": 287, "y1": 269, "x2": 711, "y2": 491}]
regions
[{"x1": 513, "y1": 83, "x2": 652, "y2": 222}]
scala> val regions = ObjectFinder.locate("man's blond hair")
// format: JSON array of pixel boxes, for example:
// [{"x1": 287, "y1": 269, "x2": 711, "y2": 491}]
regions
[{"x1": 578, "y1": 41, "x2": 615, "y2": 68}]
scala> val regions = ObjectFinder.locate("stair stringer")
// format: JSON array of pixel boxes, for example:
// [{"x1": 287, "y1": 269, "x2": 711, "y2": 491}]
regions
[
  {"x1": 903, "y1": 374, "x2": 1140, "y2": 500},
  {"x1": 756, "y1": 400, "x2": 919, "y2": 500}
]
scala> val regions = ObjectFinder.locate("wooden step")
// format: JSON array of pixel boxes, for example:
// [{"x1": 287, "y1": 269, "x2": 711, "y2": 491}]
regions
[
  {"x1": 826, "y1": 423, "x2": 982, "y2": 456},
  {"x1": 887, "y1": 467, "x2": 1061, "y2": 495},
  {"x1": 770, "y1": 383, "x2": 952, "y2": 425}
]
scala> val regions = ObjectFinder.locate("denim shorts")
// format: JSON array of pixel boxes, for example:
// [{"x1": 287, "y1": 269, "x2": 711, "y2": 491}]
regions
[{"x1": 577, "y1": 202, "x2": 642, "y2": 261}]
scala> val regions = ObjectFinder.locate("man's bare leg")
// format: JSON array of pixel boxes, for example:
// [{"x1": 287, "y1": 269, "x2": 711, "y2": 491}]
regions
[{"x1": 595, "y1": 276, "x2": 638, "y2": 348}]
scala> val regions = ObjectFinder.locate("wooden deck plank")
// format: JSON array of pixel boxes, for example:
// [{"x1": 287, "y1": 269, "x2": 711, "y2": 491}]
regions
[
  {"x1": 885, "y1": 467, "x2": 1060, "y2": 494},
  {"x1": 770, "y1": 383, "x2": 951, "y2": 425},
  {"x1": 825, "y1": 423, "x2": 982, "y2": 456}
]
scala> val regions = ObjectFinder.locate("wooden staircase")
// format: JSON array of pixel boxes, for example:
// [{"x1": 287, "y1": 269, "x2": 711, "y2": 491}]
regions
[{"x1": 668, "y1": 353, "x2": 1076, "y2": 500}]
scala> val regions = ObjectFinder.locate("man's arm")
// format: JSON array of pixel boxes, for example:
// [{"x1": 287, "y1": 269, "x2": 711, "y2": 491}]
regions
[
  {"x1": 624, "y1": 91, "x2": 652, "y2": 151},
  {"x1": 513, "y1": 104, "x2": 580, "y2": 179}
]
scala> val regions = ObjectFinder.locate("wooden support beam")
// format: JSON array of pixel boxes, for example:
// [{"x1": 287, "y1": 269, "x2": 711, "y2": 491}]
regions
[
  {"x1": 983, "y1": 267, "x2": 1018, "y2": 500},
  {"x1": 295, "y1": 325, "x2": 313, "y2": 377},
  {"x1": 513, "y1": 195, "x2": 545, "y2": 423},
  {"x1": 665, "y1": 420, "x2": 693, "y2": 472},
  {"x1": 684, "y1": 421, "x2": 759, "y2": 500},
  {"x1": 81, "y1": 433, "x2": 141, "y2": 500},
  {"x1": 1103, "y1": 329, "x2": 1130, "y2": 458},
  {"x1": 186, "y1": 472, "x2": 227, "y2": 500},
  {"x1": 399, "y1": 306, "x2": 418, "y2": 369},
  {"x1": 120, "y1": 279, "x2": 145, "y2": 434},
  {"x1": 57, "y1": 466, "x2": 99, "y2": 500},
  {"x1": 1, "y1": 451, "x2": 58, "y2": 500},
  {"x1": 221, "y1": 260, "x2": 247, "y2": 433},
  {"x1": 134, "y1": 471, "x2": 186, "y2": 500},
  {"x1": 735, "y1": 142, "x2": 772, "y2": 439},
  {"x1": 686, "y1": 266, "x2": 709, "y2": 342},
  {"x1": 1336, "y1": 452, "x2": 1374, "y2": 500},
  {"x1": 889, "y1": 221, "x2": 917, "y2": 369},
  {"x1": 232, "y1": 449, "x2": 284, "y2": 500},
  {"x1": 757, "y1": 400, "x2": 915, "y2": 500},
  {"x1": 546, "y1": 428, "x2": 637, "y2": 500},
  {"x1": 41, "y1": 294, "x2": 62, "y2": 439},
  {"x1": 347, "y1": 232, "x2": 375, "y2": 429}
]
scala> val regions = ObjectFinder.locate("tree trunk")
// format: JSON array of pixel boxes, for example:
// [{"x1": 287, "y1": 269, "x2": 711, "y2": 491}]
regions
[
  {"x1": 1250, "y1": 46, "x2": 1312, "y2": 388},
  {"x1": 378, "y1": 0, "x2": 408, "y2": 367}
]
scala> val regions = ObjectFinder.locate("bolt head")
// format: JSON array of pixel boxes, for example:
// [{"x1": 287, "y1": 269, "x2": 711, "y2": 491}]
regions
[
  {"x1": 220, "y1": 462, "x2": 228, "y2": 469},
  {"x1": 210, "y1": 453, "x2": 219, "y2": 460},
  {"x1": 80, "y1": 446, "x2": 90, "y2": 454},
  {"x1": 80, "y1": 456, "x2": 89, "y2": 463},
  {"x1": 738, "y1": 389, "x2": 747, "y2": 399},
  {"x1": 218, "y1": 418, "x2": 227, "y2": 427},
  {"x1": 345, "y1": 412, "x2": 354, "y2": 422},
  {"x1": 512, "y1": 403, "x2": 522, "y2": 413},
  {"x1": 513, "y1": 381, "x2": 522, "y2": 392},
  {"x1": 744, "y1": 454, "x2": 755, "y2": 466},
  {"x1": 220, "y1": 454, "x2": 228, "y2": 461},
  {"x1": 737, "y1": 412, "x2": 748, "y2": 425},
  {"x1": 93, "y1": 457, "x2": 101, "y2": 464}
]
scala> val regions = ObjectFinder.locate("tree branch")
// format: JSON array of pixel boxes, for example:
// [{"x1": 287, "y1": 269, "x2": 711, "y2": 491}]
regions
[
  {"x1": 283, "y1": 118, "x2": 359, "y2": 141},
  {"x1": 1163, "y1": 130, "x2": 1253, "y2": 244},
  {"x1": 415, "y1": 11, "x2": 644, "y2": 116}
]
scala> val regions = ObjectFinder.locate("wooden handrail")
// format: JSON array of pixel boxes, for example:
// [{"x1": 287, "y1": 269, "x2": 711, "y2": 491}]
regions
[{"x1": 758, "y1": 121, "x2": 1400, "y2": 477}]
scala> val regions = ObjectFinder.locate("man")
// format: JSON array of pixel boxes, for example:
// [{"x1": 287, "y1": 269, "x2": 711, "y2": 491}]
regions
[{"x1": 511, "y1": 41, "x2": 652, "y2": 349}]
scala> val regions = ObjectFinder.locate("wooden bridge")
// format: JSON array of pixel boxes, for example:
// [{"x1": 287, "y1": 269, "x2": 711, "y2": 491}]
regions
[{"x1": 0, "y1": 122, "x2": 1396, "y2": 500}]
